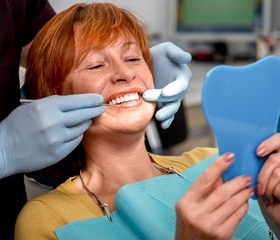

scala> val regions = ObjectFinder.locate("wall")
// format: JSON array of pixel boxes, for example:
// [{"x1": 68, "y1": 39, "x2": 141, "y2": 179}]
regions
[{"x1": 48, "y1": 0, "x2": 170, "y2": 40}]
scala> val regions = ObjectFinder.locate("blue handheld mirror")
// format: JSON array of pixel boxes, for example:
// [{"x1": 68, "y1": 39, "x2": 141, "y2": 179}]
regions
[{"x1": 202, "y1": 56, "x2": 280, "y2": 199}]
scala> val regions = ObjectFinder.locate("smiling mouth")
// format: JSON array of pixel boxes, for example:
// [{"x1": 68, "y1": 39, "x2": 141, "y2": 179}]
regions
[{"x1": 107, "y1": 92, "x2": 140, "y2": 106}]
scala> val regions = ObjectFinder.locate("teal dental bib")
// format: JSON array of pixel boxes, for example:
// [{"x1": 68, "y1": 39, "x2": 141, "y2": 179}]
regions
[
  {"x1": 202, "y1": 56, "x2": 280, "y2": 199},
  {"x1": 55, "y1": 153, "x2": 268, "y2": 240}
]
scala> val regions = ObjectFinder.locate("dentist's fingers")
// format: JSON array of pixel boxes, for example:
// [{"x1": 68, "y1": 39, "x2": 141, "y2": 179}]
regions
[
  {"x1": 51, "y1": 94, "x2": 104, "y2": 111},
  {"x1": 159, "y1": 116, "x2": 174, "y2": 130},
  {"x1": 155, "y1": 101, "x2": 181, "y2": 121},
  {"x1": 161, "y1": 75, "x2": 190, "y2": 97},
  {"x1": 164, "y1": 42, "x2": 192, "y2": 64}
]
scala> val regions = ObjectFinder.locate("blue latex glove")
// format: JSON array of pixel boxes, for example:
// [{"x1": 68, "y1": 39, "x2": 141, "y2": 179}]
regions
[
  {"x1": 143, "y1": 42, "x2": 192, "y2": 129},
  {"x1": 0, "y1": 94, "x2": 105, "y2": 179}
]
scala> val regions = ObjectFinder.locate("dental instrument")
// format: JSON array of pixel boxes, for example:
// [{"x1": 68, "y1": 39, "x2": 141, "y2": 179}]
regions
[{"x1": 20, "y1": 99, "x2": 111, "y2": 106}]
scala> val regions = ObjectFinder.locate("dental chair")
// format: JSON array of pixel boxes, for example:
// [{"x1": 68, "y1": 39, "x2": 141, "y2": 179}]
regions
[{"x1": 145, "y1": 102, "x2": 188, "y2": 154}]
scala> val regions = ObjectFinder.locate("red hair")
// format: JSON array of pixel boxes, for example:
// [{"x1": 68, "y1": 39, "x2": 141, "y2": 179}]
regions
[{"x1": 25, "y1": 3, "x2": 152, "y2": 99}]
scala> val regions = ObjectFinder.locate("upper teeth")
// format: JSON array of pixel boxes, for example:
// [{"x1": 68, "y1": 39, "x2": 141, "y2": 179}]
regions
[{"x1": 108, "y1": 93, "x2": 139, "y2": 105}]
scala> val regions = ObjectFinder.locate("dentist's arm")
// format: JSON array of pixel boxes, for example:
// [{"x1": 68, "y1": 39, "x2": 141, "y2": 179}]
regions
[
  {"x1": 143, "y1": 42, "x2": 192, "y2": 129},
  {"x1": 0, "y1": 94, "x2": 105, "y2": 179}
]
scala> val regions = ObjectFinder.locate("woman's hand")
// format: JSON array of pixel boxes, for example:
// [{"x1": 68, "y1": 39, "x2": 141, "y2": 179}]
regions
[
  {"x1": 175, "y1": 153, "x2": 253, "y2": 240},
  {"x1": 256, "y1": 133, "x2": 280, "y2": 238}
]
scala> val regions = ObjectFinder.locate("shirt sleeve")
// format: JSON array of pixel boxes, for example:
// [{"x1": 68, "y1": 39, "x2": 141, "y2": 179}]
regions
[{"x1": 15, "y1": 199, "x2": 64, "y2": 240}]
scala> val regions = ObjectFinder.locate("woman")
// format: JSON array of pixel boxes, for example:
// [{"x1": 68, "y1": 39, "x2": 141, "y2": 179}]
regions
[{"x1": 15, "y1": 3, "x2": 280, "y2": 240}]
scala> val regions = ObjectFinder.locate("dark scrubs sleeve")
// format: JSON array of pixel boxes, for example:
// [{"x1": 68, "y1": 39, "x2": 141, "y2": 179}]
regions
[
  {"x1": 0, "y1": 1, "x2": 55, "y2": 239},
  {"x1": 23, "y1": 0, "x2": 56, "y2": 45}
]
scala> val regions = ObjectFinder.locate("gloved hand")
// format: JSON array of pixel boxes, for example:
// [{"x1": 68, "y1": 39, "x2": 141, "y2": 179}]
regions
[
  {"x1": 143, "y1": 42, "x2": 192, "y2": 129},
  {"x1": 0, "y1": 94, "x2": 105, "y2": 179}
]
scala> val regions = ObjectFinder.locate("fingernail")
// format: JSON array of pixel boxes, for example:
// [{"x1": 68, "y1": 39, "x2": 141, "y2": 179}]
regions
[
  {"x1": 223, "y1": 153, "x2": 234, "y2": 162},
  {"x1": 248, "y1": 187, "x2": 254, "y2": 196},
  {"x1": 257, "y1": 146, "x2": 266, "y2": 156},
  {"x1": 242, "y1": 175, "x2": 252, "y2": 185}
]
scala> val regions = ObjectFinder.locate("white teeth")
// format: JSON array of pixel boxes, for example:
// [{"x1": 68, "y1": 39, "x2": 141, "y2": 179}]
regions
[
  {"x1": 108, "y1": 93, "x2": 139, "y2": 105},
  {"x1": 124, "y1": 95, "x2": 130, "y2": 101}
]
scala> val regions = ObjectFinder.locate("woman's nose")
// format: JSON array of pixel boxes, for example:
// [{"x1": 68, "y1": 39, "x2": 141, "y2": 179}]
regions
[{"x1": 110, "y1": 61, "x2": 135, "y2": 83}]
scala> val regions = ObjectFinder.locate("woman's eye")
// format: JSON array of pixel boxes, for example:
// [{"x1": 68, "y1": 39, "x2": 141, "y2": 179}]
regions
[
  {"x1": 88, "y1": 64, "x2": 103, "y2": 70},
  {"x1": 127, "y1": 57, "x2": 141, "y2": 62}
]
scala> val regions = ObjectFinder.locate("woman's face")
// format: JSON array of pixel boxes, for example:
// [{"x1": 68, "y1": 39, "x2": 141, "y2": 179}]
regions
[{"x1": 62, "y1": 35, "x2": 155, "y2": 135}]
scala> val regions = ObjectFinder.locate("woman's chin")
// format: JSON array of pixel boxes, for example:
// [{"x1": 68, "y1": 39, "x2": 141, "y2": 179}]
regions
[
  {"x1": 90, "y1": 102, "x2": 155, "y2": 134},
  {"x1": 88, "y1": 115, "x2": 150, "y2": 131}
]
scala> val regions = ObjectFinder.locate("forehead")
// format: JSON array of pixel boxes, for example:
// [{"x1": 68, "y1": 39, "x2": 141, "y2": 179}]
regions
[
  {"x1": 74, "y1": 23, "x2": 138, "y2": 48},
  {"x1": 73, "y1": 26, "x2": 139, "y2": 62}
]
